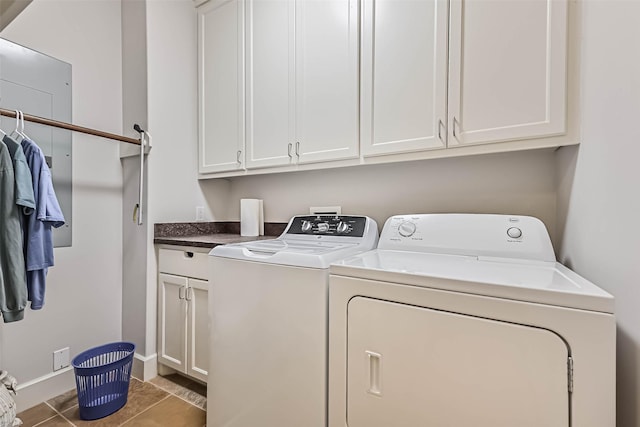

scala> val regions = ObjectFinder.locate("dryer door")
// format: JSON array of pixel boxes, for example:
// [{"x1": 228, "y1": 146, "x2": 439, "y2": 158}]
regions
[{"x1": 347, "y1": 297, "x2": 570, "y2": 427}]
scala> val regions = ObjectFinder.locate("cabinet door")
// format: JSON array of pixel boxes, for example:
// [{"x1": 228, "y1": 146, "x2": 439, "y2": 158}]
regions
[
  {"x1": 448, "y1": 0, "x2": 568, "y2": 147},
  {"x1": 295, "y1": 0, "x2": 360, "y2": 164},
  {"x1": 187, "y1": 279, "x2": 209, "y2": 383},
  {"x1": 245, "y1": 0, "x2": 296, "y2": 169},
  {"x1": 198, "y1": 0, "x2": 245, "y2": 173},
  {"x1": 158, "y1": 273, "x2": 188, "y2": 372},
  {"x1": 361, "y1": 0, "x2": 448, "y2": 157}
]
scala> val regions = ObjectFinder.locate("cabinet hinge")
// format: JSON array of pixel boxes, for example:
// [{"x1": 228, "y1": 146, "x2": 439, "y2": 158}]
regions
[{"x1": 567, "y1": 356, "x2": 574, "y2": 393}]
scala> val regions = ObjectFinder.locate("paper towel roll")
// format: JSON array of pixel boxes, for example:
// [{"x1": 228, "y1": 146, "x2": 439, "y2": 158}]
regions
[{"x1": 241, "y1": 199, "x2": 263, "y2": 237}]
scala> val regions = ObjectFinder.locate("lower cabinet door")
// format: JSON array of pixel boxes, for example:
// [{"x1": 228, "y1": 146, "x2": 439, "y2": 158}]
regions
[
  {"x1": 187, "y1": 278, "x2": 209, "y2": 382},
  {"x1": 158, "y1": 273, "x2": 188, "y2": 372}
]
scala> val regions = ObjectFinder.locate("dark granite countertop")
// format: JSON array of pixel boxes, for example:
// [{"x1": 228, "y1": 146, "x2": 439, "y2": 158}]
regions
[{"x1": 154, "y1": 221, "x2": 287, "y2": 249}]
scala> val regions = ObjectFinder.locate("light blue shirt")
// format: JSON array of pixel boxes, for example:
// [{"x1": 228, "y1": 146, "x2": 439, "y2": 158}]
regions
[
  {"x1": 3, "y1": 134, "x2": 35, "y2": 215},
  {"x1": 21, "y1": 138, "x2": 65, "y2": 310}
]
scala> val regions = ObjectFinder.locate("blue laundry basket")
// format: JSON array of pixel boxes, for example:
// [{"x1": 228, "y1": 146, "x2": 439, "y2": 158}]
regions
[{"x1": 72, "y1": 342, "x2": 135, "y2": 420}]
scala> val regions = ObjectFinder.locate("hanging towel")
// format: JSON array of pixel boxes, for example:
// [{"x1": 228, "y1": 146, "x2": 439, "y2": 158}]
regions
[
  {"x1": 21, "y1": 138, "x2": 65, "y2": 310},
  {"x1": 2, "y1": 134, "x2": 35, "y2": 215},
  {"x1": 0, "y1": 140, "x2": 27, "y2": 323}
]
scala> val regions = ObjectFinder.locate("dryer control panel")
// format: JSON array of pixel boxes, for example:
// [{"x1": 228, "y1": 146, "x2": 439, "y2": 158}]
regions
[
  {"x1": 286, "y1": 215, "x2": 368, "y2": 237},
  {"x1": 378, "y1": 214, "x2": 556, "y2": 262}
]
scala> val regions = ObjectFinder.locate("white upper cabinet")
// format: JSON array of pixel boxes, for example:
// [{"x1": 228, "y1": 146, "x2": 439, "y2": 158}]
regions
[
  {"x1": 198, "y1": 0, "x2": 244, "y2": 173},
  {"x1": 197, "y1": 0, "x2": 573, "y2": 177},
  {"x1": 245, "y1": 0, "x2": 359, "y2": 168},
  {"x1": 447, "y1": 0, "x2": 568, "y2": 147},
  {"x1": 295, "y1": 0, "x2": 359, "y2": 164},
  {"x1": 360, "y1": 0, "x2": 448, "y2": 157},
  {"x1": 245, "y1": 0, "x2": 295, "y2": 169}
]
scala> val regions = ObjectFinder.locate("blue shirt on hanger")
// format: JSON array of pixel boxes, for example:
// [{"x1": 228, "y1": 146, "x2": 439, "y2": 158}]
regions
[
  {"x1": 21, "y1": 138, "x2": 65, "y2": 310},
  {"x1": 3, "y1": 134, "x2": 35, "y2": 215}
]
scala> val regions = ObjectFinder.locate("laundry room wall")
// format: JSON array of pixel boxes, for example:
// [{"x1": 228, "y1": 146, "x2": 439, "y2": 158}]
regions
[
  {"x1": 139, "y1": 0, "x2": 230, "y2": 377},
  {"x1": 222, "y1": 149, "x2": 559, "y2": 246},
  {"x1": 0, "y1": 0, "x2": 124, "y2": 409},
  {"x1": 556, "y1": 1, "x2": 640, "y2": 425}
]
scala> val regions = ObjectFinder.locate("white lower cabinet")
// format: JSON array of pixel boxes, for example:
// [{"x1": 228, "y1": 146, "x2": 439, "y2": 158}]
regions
[{"x1": 158, "y1": 249, "x2": 209, "y2": 383}]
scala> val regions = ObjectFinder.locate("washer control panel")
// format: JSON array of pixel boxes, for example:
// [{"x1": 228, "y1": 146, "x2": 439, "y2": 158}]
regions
[
  {"x1": 379, "y1": 214, "x2": 555, "y2": 262},
  {"x1": 286, "y1": 215, "x2": 368, "y2": 237}
]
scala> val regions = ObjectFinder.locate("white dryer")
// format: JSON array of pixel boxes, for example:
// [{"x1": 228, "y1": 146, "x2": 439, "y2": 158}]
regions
[
  {"x1": 208, "y1": 215, "x2": 378, "y2": 427},
  {"x1": 328, "y1": 214, "x2": 615, "y2": 427}
]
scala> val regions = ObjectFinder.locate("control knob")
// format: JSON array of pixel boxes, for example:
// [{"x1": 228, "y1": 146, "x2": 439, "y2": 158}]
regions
[
  {"x1": 398, "y1": 221, "x2": 417, "y2": 237},
  {"x1": 336, "y1": 221, "x2": 349, "y2": 234},
  {"x1": 301, "y1": 220, "x2": 313, "y2": 232},
  {"x1": 317, "y1": 222, "x2": 330, "y2": 233},
  {"x1": 507, "y1": 227, "x2": 522, "y2": 239}
]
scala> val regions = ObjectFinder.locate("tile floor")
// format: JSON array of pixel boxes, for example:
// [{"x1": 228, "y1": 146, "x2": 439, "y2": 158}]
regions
[{"x1": 16, "y1": 374, "x2": 206, "y2": 427}]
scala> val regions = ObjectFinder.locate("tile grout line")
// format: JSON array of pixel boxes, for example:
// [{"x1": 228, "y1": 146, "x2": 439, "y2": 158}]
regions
[
  {"x1": 31, "y1": 414, "x2": 60, "y2": 427},
  {"x1": 43, "y1": 400, "x2": 76, "y2": 427},
  {"x1": 53, "y1": 406, "x2": 77, "y2": 426},
  {"x1": 117, "y1": 394, "x2": 172, "y2": 427},
  {"x1": 146, "y1": 379, "x2": 207, "y2": 410}
]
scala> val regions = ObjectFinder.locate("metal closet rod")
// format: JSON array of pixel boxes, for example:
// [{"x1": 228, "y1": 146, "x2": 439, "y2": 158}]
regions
[{"x1": 0, "y1": 108, "x2": 141, "y2": 145}]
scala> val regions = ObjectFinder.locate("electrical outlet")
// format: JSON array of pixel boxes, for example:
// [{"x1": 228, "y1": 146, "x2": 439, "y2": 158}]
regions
[
  {"x1": 53, "y1": 347, "x2": 70, "y2": 371},
  {"x1": 196, "y1": 206, "x2": 205, "y2": 221}
]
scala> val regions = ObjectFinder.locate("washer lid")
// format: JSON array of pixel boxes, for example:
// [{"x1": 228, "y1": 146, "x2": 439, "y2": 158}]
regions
[
  {"x1": 330, "y1": 250, "x2": 614, "y2": 313},
  {"x1": 211, "y1": 240, "x2": 365, "y2": 269},
  {"x1": 210, "y1": 215, "x2": 379, "y2": 269}
]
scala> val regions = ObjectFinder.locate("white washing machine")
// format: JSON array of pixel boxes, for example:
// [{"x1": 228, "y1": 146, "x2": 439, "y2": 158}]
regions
[
  {"x1": 208, "y1": 215, "x2": 378, "y2": 427},
  {"x1": 328, "y1": 214, "x2": 615, "y2": 427}
]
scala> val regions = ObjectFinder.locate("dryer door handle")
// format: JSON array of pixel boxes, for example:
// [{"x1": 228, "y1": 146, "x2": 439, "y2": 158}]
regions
[{"x1": 366, "y1": 350, "x2": 382, "y2": 396}]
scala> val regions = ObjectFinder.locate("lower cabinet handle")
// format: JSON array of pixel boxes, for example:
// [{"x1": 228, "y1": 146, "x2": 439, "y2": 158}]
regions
[
  {"x1": 186, "y1": 287, "x2": 193, "y2": 301},
  {"x1": 178, "y1": 286, "x2": 185, "y2": 300}
]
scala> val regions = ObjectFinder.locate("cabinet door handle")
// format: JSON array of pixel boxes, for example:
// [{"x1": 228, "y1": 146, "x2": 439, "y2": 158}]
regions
[
  {"x1": 287, "y1": 142, "x2": 293, "y2": 158},
  {"x1": 237, "y1": 150, "x2": 242, "y2": 164},
  {"x1": 438, "y1": 119, "x2": 445, "y2": 143},
  {"x1": 186, "y1": 287, "x2": 193, "y2": 301},
  {"x1": 178, "y1": 286, "x2": 186, "y2": 300},
  {"x1": 295, "y1": 141, "x2": 300, "y2": 157},
  {"x1": 452, "y1": 116, "x2": 459, "y2": 139}
]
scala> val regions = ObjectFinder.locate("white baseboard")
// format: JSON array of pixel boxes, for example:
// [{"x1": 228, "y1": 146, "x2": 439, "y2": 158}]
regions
[
  {"x1": 132, "y1": 352, "x2": 157, "y2": 382},
  {"x1": 13, "y1": 352, "x2": 158, "y2": 411},
  {"x1": 14, "y1": 367, "x2": 75, "y2": 411}
]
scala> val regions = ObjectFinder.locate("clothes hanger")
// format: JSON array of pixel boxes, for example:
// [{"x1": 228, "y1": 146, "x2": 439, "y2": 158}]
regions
[
  {"x1": 19, "y1": 111, "x2": 30, "y2": 140},
  {"x1": 10, "y1": 109, "x2": 25, "y2": 142}
]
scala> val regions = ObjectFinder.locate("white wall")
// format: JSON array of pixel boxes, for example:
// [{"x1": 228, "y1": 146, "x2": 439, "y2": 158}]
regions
[
  {"x1": 556, "y1": 1, "x2": 640, "y2": 425},
  {"x1": 225, "y1": 150, "x2": 559, "y2": 245},
  {"x1": 121, "y1": 0, "x2": 150, "y2": 378},
  {"x1": 145, "y1": 0, "x2": 229, "y2": 226},
  {"x1": 143, "y1": 0, "x2": 229, "y2": 364},
  {"x1": 0, "y1": 0, "x2": 124, "y2": 409}
]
